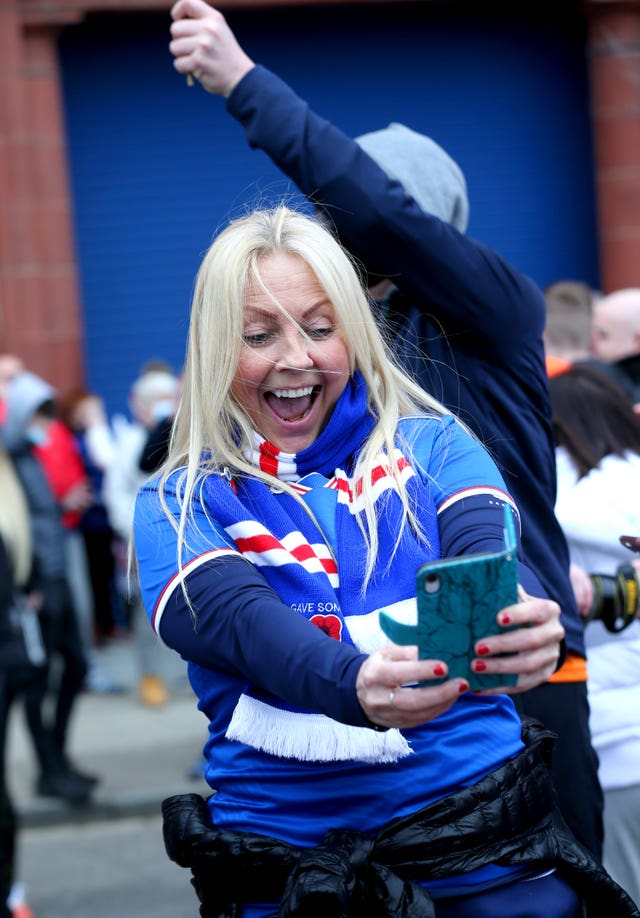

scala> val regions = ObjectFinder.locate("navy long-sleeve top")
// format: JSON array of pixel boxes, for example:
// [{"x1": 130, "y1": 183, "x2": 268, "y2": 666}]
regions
[{"x1": 226, "y1": 66, "x2": 583, "y2": 655}]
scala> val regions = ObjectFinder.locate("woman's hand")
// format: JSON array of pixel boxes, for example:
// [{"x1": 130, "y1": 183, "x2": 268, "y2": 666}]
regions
[
  {"x1": 472, "y1": 588, "x2": 564, "y2": 695},
  {"x1": 356, "y1": 646, "x2": 469, "y2": 729},
  {"x1": 357, "y1": 590, "x2": 564, "y2": 726}
]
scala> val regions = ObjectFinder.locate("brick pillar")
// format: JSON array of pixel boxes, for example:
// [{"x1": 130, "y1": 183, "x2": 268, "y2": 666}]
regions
[
  {"x1": 0, "y1": 5, "x2": 84, "y2": 392},
  {"x1": 586, "y1": 2, "x2": 640, "y2": 292}
]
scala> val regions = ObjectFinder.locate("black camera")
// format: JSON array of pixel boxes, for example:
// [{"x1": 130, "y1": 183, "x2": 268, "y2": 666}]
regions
[{"x1": 585, "y1": 558, "x2": 639, "y2": 633}]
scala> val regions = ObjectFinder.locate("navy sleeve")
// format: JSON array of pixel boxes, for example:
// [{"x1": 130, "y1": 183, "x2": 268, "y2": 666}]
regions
[
  {"x1": 159, "y1": 554, "x2": 370, "y2": 728},
  {"x1": 227, "y1": 66, "x2": 545, "y2": 351},
  {"x1": 438, "y1": 497, "x2": 566, "y2": 668},
  {"x1": 226, "y1": 67, "x2": 575, "y2": 661},
  {"x1": 412, "y1": 415, "x2": 547, "y2": 600},
  {"x1": 438, "y1": 496, "x2": 546, "y2": 600}
]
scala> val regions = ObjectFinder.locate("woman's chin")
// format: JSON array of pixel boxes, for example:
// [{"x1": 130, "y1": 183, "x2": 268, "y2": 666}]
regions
[
  {"x1": 265, "y1": 426, "x2": 318, "y2": 454},
  {"x1": 258, "y1": 403, "x2": 325, "y2": 453}
]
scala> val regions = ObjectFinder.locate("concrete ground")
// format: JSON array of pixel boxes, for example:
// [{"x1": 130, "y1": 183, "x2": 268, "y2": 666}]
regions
[{"x1": 7, "y1": 635, "x2": 211, "y2": 829}]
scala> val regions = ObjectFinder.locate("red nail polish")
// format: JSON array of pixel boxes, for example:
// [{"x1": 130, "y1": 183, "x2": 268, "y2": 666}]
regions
[
  {"x1": 501, "y1": 614, "x2": 511, "y2": 625},
  {"x1": 433, "y1": 664, "x2": 445, "y2": 677},
  {"x1": 458, "y1": 681, "x2": 469, "y2": 693},
  {"x1": 476, "y1": 644, "x2": 491, "y2": 656},
  {"x1": 473, "y1": 660, "x2": 487, "y2": 672}
]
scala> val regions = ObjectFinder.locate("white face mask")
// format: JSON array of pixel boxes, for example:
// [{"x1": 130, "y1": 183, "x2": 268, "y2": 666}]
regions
[
  {"x1": 151, "y1": 399, "x2": 176, "y2": 422},
  {"x1": 25, "y1": 425, "x2": 48, "y2": 447}
]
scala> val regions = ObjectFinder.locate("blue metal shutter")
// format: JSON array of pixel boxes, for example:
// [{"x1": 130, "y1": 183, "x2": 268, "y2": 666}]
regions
[{"x1": 59, "y1": 6, "x2": 597, "y2": 417}]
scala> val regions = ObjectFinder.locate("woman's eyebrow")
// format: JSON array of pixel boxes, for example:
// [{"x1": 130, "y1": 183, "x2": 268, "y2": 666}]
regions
[
  {"x1": 294, "y1": 296, "x2": 335, "y2": 320},
  {"x1": 243, "y1": 307, "x2": 276, "y2": 322},
  {"x1": 302, "y1": 300, "x2": 333, "y2": 318},
  {"x1": 244, "y1": 299, "x2": 333, "y2": 323}
]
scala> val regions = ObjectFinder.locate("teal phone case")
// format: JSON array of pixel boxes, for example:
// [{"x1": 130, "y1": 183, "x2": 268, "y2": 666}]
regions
[{"x1": 379, "y1": 505, "x2": 519, "y2": 690}]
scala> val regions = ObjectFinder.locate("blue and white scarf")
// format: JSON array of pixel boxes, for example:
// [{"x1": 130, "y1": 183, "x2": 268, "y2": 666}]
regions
[{"x1": 203, "y1": 373, "x2": 440, "y2": 763}]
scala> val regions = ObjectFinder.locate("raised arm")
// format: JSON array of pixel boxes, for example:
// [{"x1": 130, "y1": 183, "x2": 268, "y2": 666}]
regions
[{"x1": 168, "y1": 1, "x2": 544, "y2": 352}]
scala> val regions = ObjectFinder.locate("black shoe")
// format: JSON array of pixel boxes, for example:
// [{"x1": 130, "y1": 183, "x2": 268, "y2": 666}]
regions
[
  {"x1": 57, "y1": 753, "x2": 100, "y2": 789},
  {"x1": 36, "y1": 770, "x2": 93, "y2": 804},
  {"x1": 63, "y1": 763, "x2": 99, "y2": 789}
]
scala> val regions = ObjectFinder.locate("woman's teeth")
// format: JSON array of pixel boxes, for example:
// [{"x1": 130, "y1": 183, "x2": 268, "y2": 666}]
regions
[
  {"x1": 265, "y1": 385, "x2": 316, "y2": 422},
  {"x1": 272, "y1": 386, "x2": 314, "y2": 398}
]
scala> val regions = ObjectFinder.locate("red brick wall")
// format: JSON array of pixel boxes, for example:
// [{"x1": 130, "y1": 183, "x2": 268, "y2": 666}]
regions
[
  {"x1": 0, "y1": 5, "x2": 84, "y2": 390},
  {"x1": 2, "y1": 0, "x2": 639, "y2": 393},
  {"x1": 587, "y1": 3, "x2": 640, "y2": 291}
]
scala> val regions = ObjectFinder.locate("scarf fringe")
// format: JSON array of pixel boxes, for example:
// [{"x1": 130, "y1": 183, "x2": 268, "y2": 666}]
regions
[{"x1": 226, "y1": 695, "x2": 413, "y2": 764}]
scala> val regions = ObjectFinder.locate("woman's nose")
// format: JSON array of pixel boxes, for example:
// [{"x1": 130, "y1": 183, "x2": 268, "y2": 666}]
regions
[{"x1": 277, "y1": 330, "x2": 314, "y2": 369}]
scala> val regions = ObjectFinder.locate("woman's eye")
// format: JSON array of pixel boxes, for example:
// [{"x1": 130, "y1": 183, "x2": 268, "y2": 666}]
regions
[
  {"x1": 307, "y1": 326, "x2": 334, "y2": 340},
  {"x1": 243, "y1": 332, "x2": 270, "y2": 347}
]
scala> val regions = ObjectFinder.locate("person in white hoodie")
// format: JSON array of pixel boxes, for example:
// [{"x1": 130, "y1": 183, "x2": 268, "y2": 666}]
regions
[
  {"x1": 550, "y1": 362, "x2": 640, "y2": 905},
  {"x1": 103, "y1": 363, "x2": 184, "y2": 707}
]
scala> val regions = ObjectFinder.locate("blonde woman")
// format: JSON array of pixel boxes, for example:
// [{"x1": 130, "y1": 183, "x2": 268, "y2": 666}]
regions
[
  {"x1": 134, "y1": 207, "x2": 634, "y2": 916},
  {"x1": 0, "y1": 444, "x2": 39, "y2": 918}
]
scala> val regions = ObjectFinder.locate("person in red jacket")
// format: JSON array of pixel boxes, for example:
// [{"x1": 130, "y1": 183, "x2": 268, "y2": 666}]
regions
[{"x1": 33, "y1": 418, "x2": 92, "y2": 531}]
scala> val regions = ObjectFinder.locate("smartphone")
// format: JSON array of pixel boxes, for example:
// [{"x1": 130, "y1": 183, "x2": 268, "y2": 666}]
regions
[
  {"x1": 620, "y1": 535, "x2": 640, "y2": 554},
  {"x1": 379, "y1": 505, "x2": 519, "y2": 690}
]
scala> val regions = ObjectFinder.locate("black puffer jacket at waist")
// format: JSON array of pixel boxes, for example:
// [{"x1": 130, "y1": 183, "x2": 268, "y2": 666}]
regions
[{"x1": 162, "y1": 721, "x2": 638, "y2": 918}]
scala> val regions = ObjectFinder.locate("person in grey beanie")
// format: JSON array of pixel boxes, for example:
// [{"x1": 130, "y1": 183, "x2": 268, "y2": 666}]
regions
[
  {"x1": 0, "y1": 371, "x2": 98, "y2": 804},
  {"x1": 355, "y1": 122, "x2": 470, "y2": 234},
  {"x1": 167, "y1": 0, "x2": 603, "y2": 866}
]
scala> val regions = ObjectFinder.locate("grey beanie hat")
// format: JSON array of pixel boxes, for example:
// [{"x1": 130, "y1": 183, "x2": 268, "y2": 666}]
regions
[{"x1": 355, "y1": 123, "x2": 469, "y2": 233}]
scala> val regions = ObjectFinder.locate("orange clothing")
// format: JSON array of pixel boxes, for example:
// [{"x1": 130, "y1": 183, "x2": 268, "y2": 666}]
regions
[
  {"x1": 545, "y1": 355, "x2": 573, "y2": 378},
  {"x1": 548, "y1": 651, "x2": 588, "y2": 683}
]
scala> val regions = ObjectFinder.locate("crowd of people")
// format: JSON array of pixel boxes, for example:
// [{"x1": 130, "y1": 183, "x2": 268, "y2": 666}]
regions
[
  {"x1": 543, "y1": 285, "x2": 640, "y2": 903},
  {"x1": 1, "y1": 0, "x2": 640, "y2": 914},
  {"x1": 0, "y1": 353, "x2": 187, "y2": 916}
]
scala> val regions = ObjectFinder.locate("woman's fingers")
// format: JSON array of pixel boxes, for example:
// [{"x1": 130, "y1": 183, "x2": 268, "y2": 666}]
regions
[
  {"x1": 476, "y1": 595, "x2": 563, "y2": 650},
  {"x1": 359, "y1": 594, "x2": 566, "y2": 721},
  {"x1": 356, "y1": 645, "x2": 469, "y2": 729},
  {"x1": 472, "y1": 595, "x2": 564, "y2": 694}
]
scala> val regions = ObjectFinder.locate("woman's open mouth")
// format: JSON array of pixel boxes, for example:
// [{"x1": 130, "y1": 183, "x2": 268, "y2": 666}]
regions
[{"x1": 264, "y1": 385, "x2": 319, "y2": 423}]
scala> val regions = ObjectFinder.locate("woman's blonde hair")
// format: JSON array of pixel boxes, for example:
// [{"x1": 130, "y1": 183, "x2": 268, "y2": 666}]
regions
[
  {"x1": 0, "y1": 444, "x2": 32, "y2": 587},
  {"x1": 160, "y1": 205, "x2": 450, "y2": 584}
]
